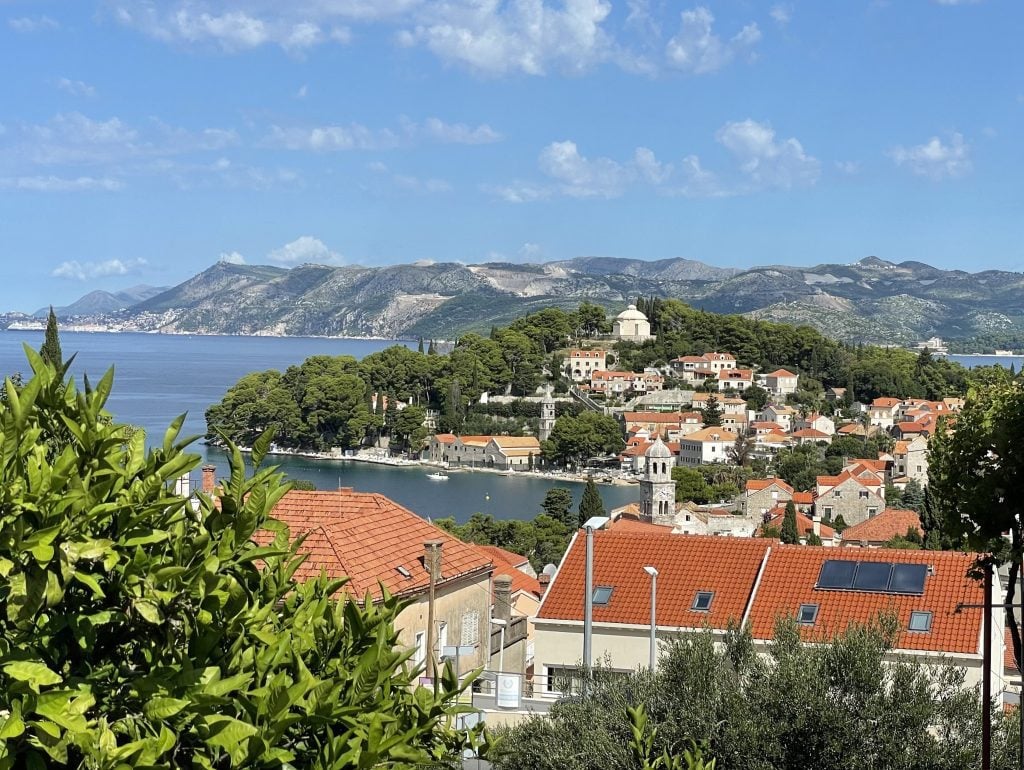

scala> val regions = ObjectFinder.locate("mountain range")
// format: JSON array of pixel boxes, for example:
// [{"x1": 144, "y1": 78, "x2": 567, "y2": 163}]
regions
[{"x1": 16, "y1": 256, "x2": 1024, "y2": 344}]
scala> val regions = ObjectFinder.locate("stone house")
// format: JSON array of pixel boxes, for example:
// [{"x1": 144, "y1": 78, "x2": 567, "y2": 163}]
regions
[
  {"x1": 814, "y1": 471, "x2": 886, "y2": 527},
  {"x1": 566, "y1": 349, "x2": 607, "y2": 383},
  {"x1": 718, "y1": 368, "x2": 755, "y2": 392},
  {"x1": 893, "y1": 436, "x2": 929, "y2": 486},
  {"x1": 868, "y1": 397, "x2": 902, "y2": 429},
  {"x1": 740, "y1": 478, "x2": 794, "y2": 518}
]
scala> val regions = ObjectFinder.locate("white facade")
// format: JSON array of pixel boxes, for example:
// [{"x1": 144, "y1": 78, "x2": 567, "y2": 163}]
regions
[{"x1": 612, "y1": 305, "x2": 654, "y2": 342}]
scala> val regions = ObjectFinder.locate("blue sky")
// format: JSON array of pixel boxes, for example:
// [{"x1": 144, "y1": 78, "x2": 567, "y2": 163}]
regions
[{"x1": 0, "y1": 0, "x2": 1021, "y2": 312}]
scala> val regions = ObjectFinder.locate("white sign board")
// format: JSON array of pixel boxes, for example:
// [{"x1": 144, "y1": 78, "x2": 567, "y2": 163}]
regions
[{"x1": 496, "y1": 673, "x2": 521, "y2": 709}]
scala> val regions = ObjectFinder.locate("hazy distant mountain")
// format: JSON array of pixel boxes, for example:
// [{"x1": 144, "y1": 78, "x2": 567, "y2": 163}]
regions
[
  {"x1": 38, "y1": 285, "x2": 167, "y2": 318},
  {"x1": 13, "y1": 256, "x2": 1024, "y2": 344}
]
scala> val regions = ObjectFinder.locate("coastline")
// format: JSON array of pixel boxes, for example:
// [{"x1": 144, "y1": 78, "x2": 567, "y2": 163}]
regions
[{"x1": 225, "y1": 444, "x2": 635, "y2": 486}]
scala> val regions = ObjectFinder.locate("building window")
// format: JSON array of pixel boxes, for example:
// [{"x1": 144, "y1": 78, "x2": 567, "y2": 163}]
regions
[
  {"x1": 592, "y1": 586, "x2": 614, "y2": 606},
  {"x1": 868, "y1": 508, "x2": 878, "y2": 517},
  {"x1": 859, "y1": 490, "x2": 869, "y2": 499},
  {"x1": 691, "y1": 591, "x2": 714, "y2": 612},
  {"x1": 908, "y1": 611, "x2": 933, "y2": 633},
  {"x1": 414, "y1": 631, "x2": 426, "y2": 667},
  {"x1": 545, "y1": 665, "x2": 582, "y2": 695},
  {"x1": 798, "y1": 604, "x2": 819, "y2": 625},
  {"x1": 823, "y1": 506, "x2": 833, "y2": 519},
  {"x1": 460, "y1": 609, "x2": 480, "y2": 646},
  {"x1": 833, "y1": 490, "x2": 841, "y2": 498}
]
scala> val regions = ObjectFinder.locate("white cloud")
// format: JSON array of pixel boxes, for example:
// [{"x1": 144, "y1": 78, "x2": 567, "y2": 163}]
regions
[
  {"x1": 265, "y1": 123, "x2": 400, "y2": 151},
  {"x1": 0, "y1": 175, "x2": 124, "y2": 192},
  {"x1": 419, "y1": 117, "x2": 501, "y2": 144},
  {"x1": 669, "y1": 154, "x2": 726, "y2": 197},
  {"x1": 715, "y1": 119, "x2": 820, "y2": 189},
  {"x1": 835, "y1": 160, "x2": 861, "y2": 175},
  {"x1": 295, "y1": 84, "x2": 309, "y2": 99},
  {"x1": 665, "y1": 6, "x2": 760, "y2": 74},
  {"x1": 8, "y1": 15, "x2": 58, "y2": 32},
  {"x1": 633, "y1": 146, "x2": 670, "y2": 184},
  {"x1": 889, "y1": 133, "x2": 971, "y2": 180},
  {"x1": 267, "y1": 236, "x2": 343, "y2": 265},
  {"x1": 51, "y1": 258, "x2": 147, "y2": 281},
  {"x1": 769, "y1": 4, "x2": 792, "y2": 26},
  {"x1": 368, "y1": 162, "x2": 451, "y2": 193},
  {"x1": 538, "y1": 140, "x2": 637, "y2": 198},
  {"x1": 219, "y1": 251, "x2": 246, "y2": 264},
  {"x1": 484, "y1": 181, "x2": 554, "y2": 203},
  {"x1": 57, "y1": 78, "x2": 96, "y2": 98},
  {"x1": 400, "y1": 0, "x2": 616, "y2": 76}
]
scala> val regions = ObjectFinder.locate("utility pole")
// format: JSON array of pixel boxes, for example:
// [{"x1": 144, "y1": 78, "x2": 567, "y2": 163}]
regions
[{"x1": 424, "y1": 540, "x2": 443, "y2": 683}]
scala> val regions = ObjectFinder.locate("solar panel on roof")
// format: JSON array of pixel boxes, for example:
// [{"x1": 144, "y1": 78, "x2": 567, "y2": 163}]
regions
[
  {"x1": 890, "y1": 563, "x2": 928, "y2": 595},
  {"x1": 817, "y1": 560, "x2": 929, "y2": 595},
  {"x1": 852, "y1": 561, "x2": 893, "y2": 592},
  {"x1": 817, "y1": 559, "x2": 857, "y2": 589}
]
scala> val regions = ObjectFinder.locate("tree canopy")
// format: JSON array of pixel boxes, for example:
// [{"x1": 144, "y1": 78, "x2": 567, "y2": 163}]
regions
[{"x1": 0, "y1": 348, "x2": 483, "y2": 768}]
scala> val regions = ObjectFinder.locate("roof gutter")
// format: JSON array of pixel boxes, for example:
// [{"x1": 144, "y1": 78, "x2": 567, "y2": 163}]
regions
[{"x1": 741, "y1": 546, "x2": 772, "y2": 628}]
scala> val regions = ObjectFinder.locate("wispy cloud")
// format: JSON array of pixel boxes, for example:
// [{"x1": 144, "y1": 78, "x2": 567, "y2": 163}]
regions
[
  {"x1": 56, "y1": 78, "x2": 97, "y2": 98},
  {"x1": 715, "y1": 119, "x2": 820, "y2": 189},
  {"x1": 889, "y1": 133, "x2": 971, "y2": 180},
  {"x1": 769, "y1": 4, "x2": 793, "y2": 27},
  {"x1": 0, "y1": 175, "x2": 124, "y2": 192},
  {"x1": 264, "y1": 123, "x2": 400, "y2": 152},
  {"x1": 51, "y1": 258, "x2": 147, "y2": 280},
  {"x1": 415, "y1": 117, "x2": 502, "y2": 145},
  {"x1": 267, "y1": 236, "x2": 343, "y2": 265},
  {"x1": 219, "y1": 251, "x2": 246, "y2": 264},
  {"x1": 8, "y1": 15, "x2": 58, "y2": 33},
  {"x1": 368, "y1": 162, "x2": 451, "y2": 193}
]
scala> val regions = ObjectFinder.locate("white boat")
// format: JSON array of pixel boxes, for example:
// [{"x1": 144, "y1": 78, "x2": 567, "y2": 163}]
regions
[
  {"x1": 426, "y1": 471, "x2": 449, "y2": 481},
  {"x1": 995, "y1": 350, "x2": 1015, "y2": 356}
]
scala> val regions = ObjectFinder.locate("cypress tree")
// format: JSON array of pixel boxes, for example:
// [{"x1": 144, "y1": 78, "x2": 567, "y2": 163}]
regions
[
  {"x1": 417, "y1": 336, "x2": 424, "y2": 354},
  {"x1": 578, "y1": 479, "x2": 605, "y2": 526},
  {"x1": 427, "y1": 339, "x2": 437, "y2": 356},
  {"x1": 40, "y1": 306, "x2": 62, "y2": 367},
  {"x1": 701, "y1": 393, "x2": 723, "y2": 427},
  {"x1": 781, "y1": 500, "x2": 799, "y2": 544}
]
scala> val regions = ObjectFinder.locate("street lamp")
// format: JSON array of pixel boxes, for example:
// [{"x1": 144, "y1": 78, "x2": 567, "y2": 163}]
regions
[
  {"x1": 643, "y1": 566, "x2": 658, "y2": 670},
  {"x1": 490, "y1": 617, "x2": 507, "y2": 675}
]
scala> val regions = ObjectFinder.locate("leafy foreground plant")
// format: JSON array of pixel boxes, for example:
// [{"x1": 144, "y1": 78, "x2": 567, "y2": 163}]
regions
[{"x1": 0, "y1": 348, "x2": 485, "y2": 768}]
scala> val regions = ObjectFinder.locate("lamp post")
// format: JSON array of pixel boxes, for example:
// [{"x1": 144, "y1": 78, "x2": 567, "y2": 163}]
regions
[
  {"x1": 490, "y1": 617, "x2": 507, "y2": 675},
  {"x1": 643, "y1": 566, "x2": 658, "y2": 671}
]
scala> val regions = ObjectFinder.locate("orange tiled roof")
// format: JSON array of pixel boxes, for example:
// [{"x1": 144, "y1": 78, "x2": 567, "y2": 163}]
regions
[
  {"x1": 765, "y1": 369, "x2": 798, "y2": 378},
  {"x1": 792, "y1": 428, "x2": 830, "y2": 439},
  {"x1": 477, "y1": 546, "x2": 542, "y2": 600},
  {"x1": 1006, "y1": 628, "x2": 1020, "y2": 673},
  {"x1": 871, "y1": 397, "x2": 902, "y2": 408},
  {"x1": 746, "y1": 546, "x2": 982, "y2": 654},
  {"x1": 761, "y1": 508, "x2": 835, "y2": 539},
  {"x1": 841, "y1": 508, "x2": 923, "y2": 544},
  {"x1": 793, "y1": 491, "x2": 814, "y2": 505},
  {"x1": 433, "y1": 433, "x2": 457, "y2": 444},
  {"x1": 608, "y1": 513, "x2": 674, "y2": 533},
  {"x1": 261, "y1": 489, "x2": 492, "y2": 600},
  {"x1": 538, "y1": 532, "x2": 771, "y2": 629},
  {"x1": 746, "y1": 478, "x2": 795, "y2": 495},
  {"x1": 681, "y1": 427, "x2": 736, "y2": 442},
  {"x1": 837, "y1": 423, "x2": 866, "y2": 435},
  {"x1": 491, "y1": 436, "x2": 541, "y2": 449}
]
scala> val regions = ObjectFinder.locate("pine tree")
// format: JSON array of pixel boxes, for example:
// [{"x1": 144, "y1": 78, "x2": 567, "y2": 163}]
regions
[
  {"x1": 701, "y1": 393, "x2": 723, "y2": 427},
  {"x1": 40, "y1": 306, "x2": 62, "y2": 367},
  {"x1": 542, "y1": 487, "x2": 575, "y2": 529},
  {"x1": 781, "y1": 500, "x2": 799, "y2": 544},
  {"x1": 578, "y1": 479, "x2": 606, "y2": 526}
]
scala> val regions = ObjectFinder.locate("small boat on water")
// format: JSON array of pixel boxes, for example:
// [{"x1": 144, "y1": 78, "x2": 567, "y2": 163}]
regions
[{"x1": 426, "y1": 471, "x2": 449, "y2": 481}]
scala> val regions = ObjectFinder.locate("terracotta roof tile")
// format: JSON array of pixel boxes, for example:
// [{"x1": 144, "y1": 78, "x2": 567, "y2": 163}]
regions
[
  {"x1": 766, "y1": 369, "x2": 798, "y2": 378},
  {"x1": 1006, "y1": 628, "x2": 1020, "y2": 673},
  {"x1": 746, "y1": 479, "x2": 794, "y2": 495},
  {"x1": 537, "y1": 533, "x2": 771, "y2": 629},
  {"x1": 747, "y1": 546, "x2": 982, "y2": 654},
  {"x1": 479, "y1": 546, "x2": 542, "y2": 600},
  {"x1": 760, "y1": 508, "x2": 835, "y2": 539},
  {"x1": 259, "y1": 489, "x2": 492, "y2": 601},
  {"x1": 841, "y1": 509, "x2": 922, "y2": 544},
  {"x1": 792, "y1": 492, "x2": 814, "y2": 505}
]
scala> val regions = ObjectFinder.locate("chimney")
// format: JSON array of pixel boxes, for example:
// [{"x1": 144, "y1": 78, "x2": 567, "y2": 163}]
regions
[
  {"x1": 423, "y1": 540, "x2": 443, "y2": 576},
  {"x1": 339, "y1": 486, "x2": 353, "y2": 494},
  {"x1": 493, "y1": 574, "x2": 513, "y2": 622},
  {"x1": 812, "y1": 512, "x2": 822, "y2": 538},
  {"x1": 538, "y1": 572, "x2": 551, "y2": 597},
  {"x1": 201, "y1": 464, "x2": 216, "y2": 494}
]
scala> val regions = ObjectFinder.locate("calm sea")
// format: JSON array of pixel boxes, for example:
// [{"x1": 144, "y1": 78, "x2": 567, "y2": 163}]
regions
[
  {"x1": 948, "y1": 353, "x2": 1024, "y2": 370},
  {"x1": 0, "y1": 330, "x2": 636, "y2": 522}
]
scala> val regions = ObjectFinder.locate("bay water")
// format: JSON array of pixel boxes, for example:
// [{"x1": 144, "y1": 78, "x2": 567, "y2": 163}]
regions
[{"x1": 0, "y1": 330, "x2": 637, "y2": 522}]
